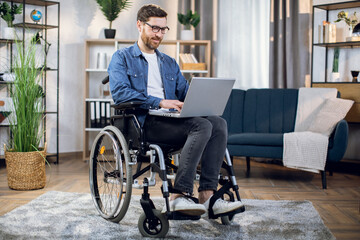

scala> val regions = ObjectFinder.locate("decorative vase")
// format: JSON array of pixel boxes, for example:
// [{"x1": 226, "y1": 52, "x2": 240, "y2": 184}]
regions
[
  {"x1": 104, "y1": 29, "x2": 116, "y2": 39},
  {"x1": 4, "y1": 143, "x2": 47, "y2": 190},
  {"x1": 348, "y1": 26, "x2": 353, "y2": 37},
  {"x1": 180, "y1": 30, "x2": 194, "y2": 40},
  {"x1": 330, "y1": 72, "x2": 340, "y2": 82},
  {"x1": 2, "y1": 27, "x2": 15, "y2": 40},
  {"x1": 351, "y1": 71, "x2": 359, "y2": 82}
]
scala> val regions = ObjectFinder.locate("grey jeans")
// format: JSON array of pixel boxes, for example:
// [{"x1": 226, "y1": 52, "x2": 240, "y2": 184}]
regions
[{"x1": 144, "y1": 115, "x2": 228, "y2": 194}]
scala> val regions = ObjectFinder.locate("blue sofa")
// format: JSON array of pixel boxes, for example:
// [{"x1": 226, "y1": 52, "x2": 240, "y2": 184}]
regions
[{"x1": 221, "y1": 89, "x2": 349, "y2": 189}]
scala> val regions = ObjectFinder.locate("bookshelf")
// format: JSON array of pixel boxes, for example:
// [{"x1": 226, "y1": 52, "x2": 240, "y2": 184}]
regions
[
  {"x1": 83, "y1": 39, "x2": 212, "y2": 159},
  {"x1": 311, "y1": 1, "x2": 360, "y2": 123},
  {"x1": 0, "y1": 0, "x2": 60, "y2": 162}
]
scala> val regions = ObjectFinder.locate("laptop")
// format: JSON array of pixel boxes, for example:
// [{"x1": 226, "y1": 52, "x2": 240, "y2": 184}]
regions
[{"x1": 149, "y1": 77, "x2": 235, "y2": 118}]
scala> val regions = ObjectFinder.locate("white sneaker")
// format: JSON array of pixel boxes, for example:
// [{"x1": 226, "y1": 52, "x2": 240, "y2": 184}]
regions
[
  {"x1": 162, "y1": 197, "x2": 206, "y2": 216},
  {"x1": 203, "y1": 196, "x2": 244, "y2": 216}
]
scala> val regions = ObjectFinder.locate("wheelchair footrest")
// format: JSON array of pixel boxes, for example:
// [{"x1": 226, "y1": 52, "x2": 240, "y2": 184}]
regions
[
  {"x1": 209, "y1": 205, "x2": 245, "y2": 219},
  {"x1": 167, "y1": 211, "x2": 201, "y2": 221}
]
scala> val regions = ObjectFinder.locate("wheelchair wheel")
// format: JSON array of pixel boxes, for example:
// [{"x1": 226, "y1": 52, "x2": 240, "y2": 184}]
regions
[
  {"x1": 138, "y1": 210, "x2": 169, "y2": 238},
  {"x1": 89, "y1": 126, "x2": 132, "y2": 223}
]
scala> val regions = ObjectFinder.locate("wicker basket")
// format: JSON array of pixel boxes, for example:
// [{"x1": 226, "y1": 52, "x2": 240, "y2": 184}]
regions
[{"x1": 4, "y1": 143, "x2": 47, "y2": 190}]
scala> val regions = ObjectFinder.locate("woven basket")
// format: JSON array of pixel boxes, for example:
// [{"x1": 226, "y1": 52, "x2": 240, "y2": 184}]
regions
[{"x1": 4, "y1": 143, "x2": 47, "y2": 190}]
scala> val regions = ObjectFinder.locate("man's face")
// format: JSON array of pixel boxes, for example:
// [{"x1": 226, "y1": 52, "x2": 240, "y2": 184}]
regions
[{"x1": 139, "y1": 17, "x2": 167, "y2": 51}]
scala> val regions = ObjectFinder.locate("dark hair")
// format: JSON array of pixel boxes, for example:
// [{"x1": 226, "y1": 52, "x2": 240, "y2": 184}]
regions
[{"x1": 137, "y1": 4, "x2": 167, "y2": 22}]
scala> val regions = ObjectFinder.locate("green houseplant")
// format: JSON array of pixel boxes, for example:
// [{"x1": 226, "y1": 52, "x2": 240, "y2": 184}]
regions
[
  {"x1": 331, "y1": 47, "x2": 340, "y2": 82},
  {"x1": 96, "y1": 0, "x2": 132, "y2": 39},
  {"x1": 4, "y1": 40, "x2": 47, "y2": 190},
  {"x1": 0, "y1": 2, "x2": 22, "y2": 39},
  {"x1": 177, "y1": 10, "x2": 200, "y2": 40}
]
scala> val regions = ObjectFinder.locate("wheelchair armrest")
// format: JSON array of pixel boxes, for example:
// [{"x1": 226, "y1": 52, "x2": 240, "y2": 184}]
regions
[
  {"x1": 111, "y1": 101, "x2": 143, "y2": 110},
  {"x1": 102, "y1": 76, "x2": 109, "y2": 85}
]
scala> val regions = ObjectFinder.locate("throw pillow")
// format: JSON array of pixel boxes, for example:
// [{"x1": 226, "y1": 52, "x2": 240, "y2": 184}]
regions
[{"x1": 308, "y1": 98, "x2": 354, "y2": 136}]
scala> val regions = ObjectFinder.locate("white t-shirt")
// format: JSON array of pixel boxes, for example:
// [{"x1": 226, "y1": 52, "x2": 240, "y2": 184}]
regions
[{"x1": 142, "y1": 52, "x2": 165, "y2": 99}]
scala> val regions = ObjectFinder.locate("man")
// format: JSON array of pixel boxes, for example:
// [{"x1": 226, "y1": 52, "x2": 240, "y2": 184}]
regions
[{"x1": 108, "y1": 4, "x2": 243, "y2": 217}]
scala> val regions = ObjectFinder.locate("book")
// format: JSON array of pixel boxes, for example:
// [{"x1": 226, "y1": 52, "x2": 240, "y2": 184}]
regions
[
  {"x1": 100, "y1": 102, "x2": 106, "y2": 128},
  {"x1": 90, "y1": 101, "x2": 96, "y2": 128},
  {"x1": 179, "y1": 53, "x2": 187, "y2": 64},
  {"x1": 106, "y1": 102, "x2": 111, "y2": 125},
  {"x1": 190, "y1": 54, "x2": 198, "y2": 63},
  {"x1": 95, "y1": 101, "x2": 100, "y2": 128}
]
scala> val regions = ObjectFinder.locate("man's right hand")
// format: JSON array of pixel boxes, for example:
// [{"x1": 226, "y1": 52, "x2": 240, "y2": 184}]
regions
[{"x1": 159, "y1": 99, "x2": 184, "y2": 112}]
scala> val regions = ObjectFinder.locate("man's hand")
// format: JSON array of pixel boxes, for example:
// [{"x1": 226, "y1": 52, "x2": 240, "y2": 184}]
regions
[{"x1": 159, "y1": 99, "x2": 184, "y2": 112}]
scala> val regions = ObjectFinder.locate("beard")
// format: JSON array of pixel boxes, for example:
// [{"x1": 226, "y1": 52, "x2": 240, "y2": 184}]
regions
[{"x1": 141, "y1": 31, "x2": 162, "y2": 50}]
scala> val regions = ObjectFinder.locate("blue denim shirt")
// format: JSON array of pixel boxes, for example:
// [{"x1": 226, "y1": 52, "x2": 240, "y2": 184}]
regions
[{"x1": 108, "y1": 42, "x2": 189, "y2": 125}]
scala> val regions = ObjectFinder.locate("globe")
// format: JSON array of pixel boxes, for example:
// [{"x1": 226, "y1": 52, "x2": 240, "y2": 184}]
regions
[{"x1": 30, "y1": 9, "x2": 42, "y2": 23}]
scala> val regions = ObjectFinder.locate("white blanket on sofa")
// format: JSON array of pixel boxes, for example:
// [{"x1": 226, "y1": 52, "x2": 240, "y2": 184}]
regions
[{"x1": 283, "y1": 88, "x2": 337, "y2": 173}]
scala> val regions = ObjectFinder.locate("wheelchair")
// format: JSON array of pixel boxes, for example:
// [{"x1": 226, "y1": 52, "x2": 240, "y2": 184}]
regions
[{"x1": 89, "y1": 79, "x2": 245, "y2": 238}]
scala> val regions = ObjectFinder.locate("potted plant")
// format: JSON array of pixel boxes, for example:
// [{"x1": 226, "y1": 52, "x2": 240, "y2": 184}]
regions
[
  {"x1": 4, "y1": 40, "x2": 47, "y2": 190},
  {"x1": 331, "y1": 47, "x2": 340, "y2": 82},
  {"x1": 334, "y1": 11, "x2": 358, "y2": 39},
  {"x1": 178, "y1": 10, "x2": 200, "y2": 40},
  {"x1": 0, "y1": 2, "x2": 22, "y2": 39},
  {"x1": 96, "y1": 0, "x2": 132, "y2": 39}
]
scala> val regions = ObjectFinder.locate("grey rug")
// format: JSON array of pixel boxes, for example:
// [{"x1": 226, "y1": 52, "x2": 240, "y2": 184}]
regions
[{"x1": 0, "y1": 191, "x2": 334, "y2": 240}]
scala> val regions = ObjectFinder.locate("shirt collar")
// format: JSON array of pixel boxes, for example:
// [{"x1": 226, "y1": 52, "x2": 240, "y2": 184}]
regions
[{"x1": 133, "y1": 42, "x2": 164, "y2": 60}]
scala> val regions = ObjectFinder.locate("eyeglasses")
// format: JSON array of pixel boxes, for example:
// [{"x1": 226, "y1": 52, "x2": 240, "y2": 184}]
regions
[{"x1": 144, "y1": 22, "x2": 170, "y2": 34}]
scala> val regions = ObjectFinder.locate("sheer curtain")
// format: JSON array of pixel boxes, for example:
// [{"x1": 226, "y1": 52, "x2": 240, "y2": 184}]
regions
[{"x1": 215, "y1": 0, "x2": 270, "y2": 89}]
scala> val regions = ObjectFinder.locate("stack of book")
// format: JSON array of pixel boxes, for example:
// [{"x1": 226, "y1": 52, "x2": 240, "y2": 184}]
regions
[
  {"x1": 179, "y1": 53, "x2": 206, "y2": 71},
  {"x1": 89, "y1": 101, "x2": 111, "y2": 128}
]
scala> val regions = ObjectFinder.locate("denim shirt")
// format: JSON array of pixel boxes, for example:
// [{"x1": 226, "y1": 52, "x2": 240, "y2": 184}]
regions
[{"x1": 108, "y1": 42, "x2": 189, "y2": 125}]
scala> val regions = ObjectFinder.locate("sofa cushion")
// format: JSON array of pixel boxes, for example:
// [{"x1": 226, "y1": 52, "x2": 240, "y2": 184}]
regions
[
  {"x1": 228, "y1": 133, "x2": 283, "y2": 146},
  {"x1": 307, "y1": 98, "x2": 354, "y2": 136},
  {"x1": 243, "y1": 89, "x2": 298, "y2": 133},
  {"x1": 222, "y1": 89, "x2": 246, "y2": 134}
]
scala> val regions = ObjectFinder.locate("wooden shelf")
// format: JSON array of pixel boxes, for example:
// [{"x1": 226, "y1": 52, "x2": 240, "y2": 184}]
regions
[
  {"x1": 0, "y1": 0, "x2": 60, "y2": 163},
  {"x1": 312, "y1": 83, "x2": 360, "y2": 123},
  {"x1": 13, "y1": 22, "x2": 58, "y2": 29},
  {"x1": 0, "y1": 39, "x2": 16, "y2": 43},
  {"x1": 313, "y1": 41, "x2": 360, "y2": 48},
  {"x1": 311, "y1": 1, "x2": 360, "y2": 123},
  {"x1": 0, "y1": 81, "x2": 14, "y2": 84},
  {"x1": 82, "y1": 39, "x2": 212, "y2": 160},
  {"x1": 181, "y1": 70, "x2": 208, "y2": 74},
  {"x1": 1, "y1": 0, "x2": 58, "y2": 6},
  {"x1": 85, "y1": 128, "x2": 102, "y2": 132},
  {"x1": 85, "y1": 98, "x2": 113, "y2": 102},
  {"x1": 85, "y1": 69, "x2": 108, "y2": 72},
  {"x1": 314, "y1": 2, "x2": 360, "y2": 11},
  {"x1": 312, "y1": 82, "x2": 360, "y2": 84}
]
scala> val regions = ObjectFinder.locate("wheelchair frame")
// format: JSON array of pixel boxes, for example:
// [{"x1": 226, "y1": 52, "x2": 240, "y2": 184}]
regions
[{"x1": 89, "y1": 101, "x2": 245, "y2": 238}]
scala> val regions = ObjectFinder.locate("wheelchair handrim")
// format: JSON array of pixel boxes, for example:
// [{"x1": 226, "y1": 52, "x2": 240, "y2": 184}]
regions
[{"x1": 89, "y1": 129, "x2": 125, "y2": 219}]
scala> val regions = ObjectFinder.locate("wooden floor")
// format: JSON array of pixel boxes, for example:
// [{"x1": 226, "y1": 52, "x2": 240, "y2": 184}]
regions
[{"x1": 0, "y1": 153, "x2": 359, "y2": 240}]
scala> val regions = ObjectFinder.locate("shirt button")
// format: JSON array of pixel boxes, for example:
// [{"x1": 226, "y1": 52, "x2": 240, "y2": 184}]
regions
[{"x1": 134, "y1": 74, "x2": 137, "y2": 77}]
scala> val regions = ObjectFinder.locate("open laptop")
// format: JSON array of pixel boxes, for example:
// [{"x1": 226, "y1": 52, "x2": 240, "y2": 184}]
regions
[{"x1": 149, "y1": 77, "x2": 235, "y2": 118}]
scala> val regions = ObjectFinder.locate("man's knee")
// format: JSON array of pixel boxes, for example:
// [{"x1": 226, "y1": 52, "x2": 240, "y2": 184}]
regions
[{"x1": 207, "y1": 116, "x2": 227, "y2": 136}]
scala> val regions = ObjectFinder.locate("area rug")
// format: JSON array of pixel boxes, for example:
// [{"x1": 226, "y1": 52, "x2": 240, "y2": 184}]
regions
[{"x1": 0, "y1": 191, "x2": 334, "y2": 240}]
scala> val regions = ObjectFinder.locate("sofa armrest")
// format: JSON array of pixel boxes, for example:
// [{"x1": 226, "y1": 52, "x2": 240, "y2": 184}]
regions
[{"x1": 327, "y1": 119, "x2": 349, "y2": 162}]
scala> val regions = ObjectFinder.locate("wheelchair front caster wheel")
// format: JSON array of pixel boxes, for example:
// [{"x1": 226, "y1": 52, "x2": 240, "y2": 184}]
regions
[
  {"x1": 221, "y1": 214, "x2": 234, "y2": 225},
  {"x1": 138, "y1": 209, "x2": 169, "y2": 238}
]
